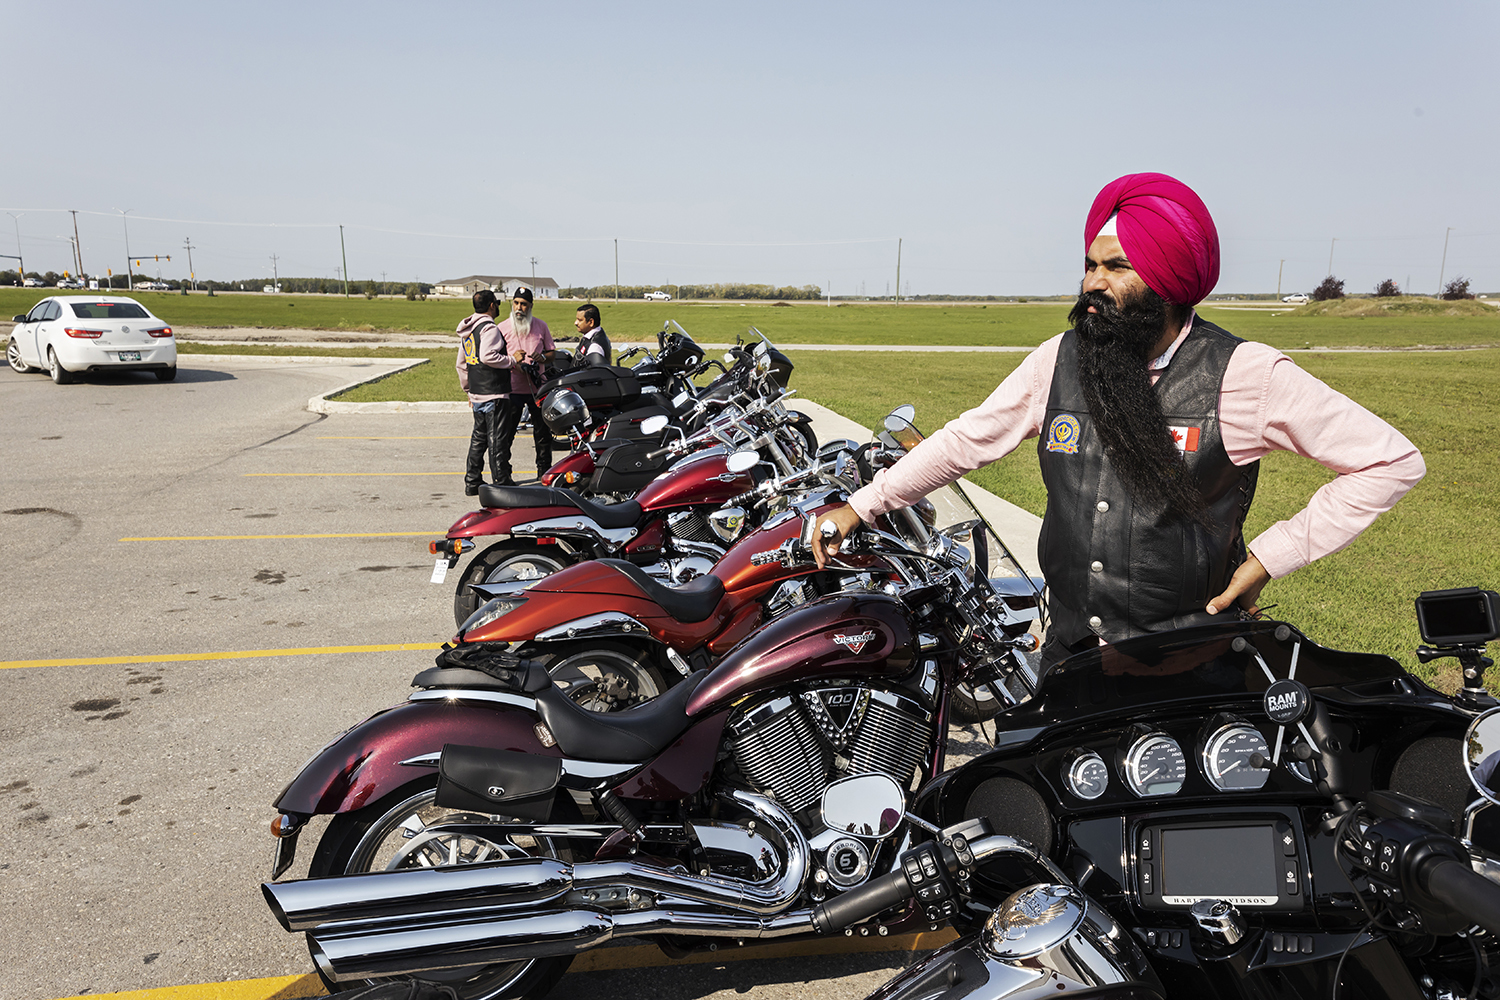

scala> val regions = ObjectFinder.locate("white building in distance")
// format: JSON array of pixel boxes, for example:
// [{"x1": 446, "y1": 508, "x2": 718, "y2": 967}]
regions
[{"x1": 433, "y1": 275, "x2": 560, "y2": 299}]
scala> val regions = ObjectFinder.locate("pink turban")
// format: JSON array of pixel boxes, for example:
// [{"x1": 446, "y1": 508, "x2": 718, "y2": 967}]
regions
[{"x1": 1085, "y1": 173, "x2": 1220, "y2": 305}]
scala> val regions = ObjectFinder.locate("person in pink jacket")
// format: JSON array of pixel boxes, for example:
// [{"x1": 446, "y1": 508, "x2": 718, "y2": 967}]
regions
[{"x1": 813, "y1": 173, "x2": 1425, "y2": 670}]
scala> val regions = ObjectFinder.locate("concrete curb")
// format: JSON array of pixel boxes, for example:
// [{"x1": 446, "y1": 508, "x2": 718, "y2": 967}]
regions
[{"x1": 303, "y1": 358, "x2": 435, "y2": 413}]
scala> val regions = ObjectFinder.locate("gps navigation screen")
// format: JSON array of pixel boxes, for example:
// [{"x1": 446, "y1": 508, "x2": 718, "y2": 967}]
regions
[{"x1": 1161, "y1": 825, "x2": 1279, "y2": 906}]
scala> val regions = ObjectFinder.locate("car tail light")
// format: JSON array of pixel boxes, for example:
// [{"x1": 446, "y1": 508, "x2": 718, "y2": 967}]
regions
[
  {"x1": 148, "y1": 327, "x2": 173, "y2": 338},
  {"x1": 64, "y1": 328, "x2": 103, "y2": 339}
]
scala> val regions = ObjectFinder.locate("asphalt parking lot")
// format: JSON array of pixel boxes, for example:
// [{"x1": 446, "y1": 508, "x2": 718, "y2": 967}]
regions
[{"x1": 0, "y1": 355, "x2": 971, "y2": 1000}]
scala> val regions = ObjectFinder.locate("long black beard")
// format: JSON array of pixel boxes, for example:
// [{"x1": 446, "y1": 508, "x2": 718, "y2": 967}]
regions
[{"x1": 1067, "y1": 288, "x2": 1206, "y2": 522}]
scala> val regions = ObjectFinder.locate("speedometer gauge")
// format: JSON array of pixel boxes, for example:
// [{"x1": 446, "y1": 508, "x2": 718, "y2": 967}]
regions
[
  {"x1": 1202, "y1": 724, "x2": 1272, "y2": 791},
  {"x1": 1063, "y1": 750, "x2": 1109, "y2": 801},
  {"x1": 1123, "y1": 734, "x2": 1186, "y2": 797}
]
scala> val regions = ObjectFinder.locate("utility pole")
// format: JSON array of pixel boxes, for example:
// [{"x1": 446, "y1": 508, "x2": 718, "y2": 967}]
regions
[
  {"x1": 183, "y1": 237, "x2": 196, "y2": 290},
  {"x1": 613, "y1": 240, "x2": 619, "y2": 303},
  {"x1": 1327, "y1": 237, "x2": 1336, "y2": 277},
  {"x1": 380, "y1": 270, "x2": 387, "y2": 295},
  {"x1": 1434, "y1": 229, "x2": 1446, "y2": 296},
  {"x1": 339, "y1": 224, "x2": 350, "y2": 298},
  {"x1": 1276, "y1": 259, "x2": 1285, "y2": 299},
  {"x1": 6, "y1": 212, "x2": 24, "y2": 280},
  {"x1": 270, "y1": 254, "x2": 280, "y2": 292},
  {"x1": 528, "y1": 256, "x2": 538, "y2": 289},
  {"x1": 895, "y1": 238, "x2": 902, "y2": 305},
  {"x1": 71, "y1": 210, "x2": 84, "y2": 276}
]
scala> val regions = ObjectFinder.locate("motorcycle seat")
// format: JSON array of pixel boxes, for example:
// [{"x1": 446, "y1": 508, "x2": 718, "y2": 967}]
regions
[
  {"x1": 479, "y1": 484, "x2": 643, "y2": 530},
  {"x1": 533, "y1": 670, "x2": 710, "y2": 762},
  {"x1": 597, "y1": 559, "x2": 726, "y2": 624}
]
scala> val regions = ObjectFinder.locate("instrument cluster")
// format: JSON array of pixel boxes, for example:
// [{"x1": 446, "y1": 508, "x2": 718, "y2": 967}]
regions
[{"x1": 1056, "y1": 715, "x2": 1311, "y2": 805}]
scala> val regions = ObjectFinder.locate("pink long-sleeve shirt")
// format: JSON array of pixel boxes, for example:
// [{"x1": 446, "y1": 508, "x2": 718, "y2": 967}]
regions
[{"x1": 849, "y1": 320, "x2": 1426, "y2": 580}]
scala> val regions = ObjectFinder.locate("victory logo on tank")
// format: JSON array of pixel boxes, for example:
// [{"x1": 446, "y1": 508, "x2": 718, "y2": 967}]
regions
[{"x1": 832, "y1": 630, "x2": 878, "y2": 655}]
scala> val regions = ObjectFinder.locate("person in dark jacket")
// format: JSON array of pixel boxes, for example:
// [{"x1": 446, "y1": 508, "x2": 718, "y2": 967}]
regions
[
  {"x1": 455, "y1": 289, "x2": 517, "y2": 494},
  {"x1": 574, "y1": 303, "x2": 612, "y2": 366}
]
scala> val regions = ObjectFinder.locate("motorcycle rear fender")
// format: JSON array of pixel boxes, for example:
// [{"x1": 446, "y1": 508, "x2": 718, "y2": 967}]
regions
[
  {"x1": 541, "y1": 449, "x2": 596, "y2": 487},
  {"x1": 272, "y1": 698, "x2": 557, "y2": 818},
  {"x1": 446, "y1": 505, "x2": 581, "y2": 540}
]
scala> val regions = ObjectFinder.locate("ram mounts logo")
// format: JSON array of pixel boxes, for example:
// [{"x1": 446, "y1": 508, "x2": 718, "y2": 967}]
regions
[
  {"x1": 832, "y1": 629, "x2": 878, "y2": 655},
  {"x1": 1263, "y1": 679, "x2": 1311, "y2": 725}
]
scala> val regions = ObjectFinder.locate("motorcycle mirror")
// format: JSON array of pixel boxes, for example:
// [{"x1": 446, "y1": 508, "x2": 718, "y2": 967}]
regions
[
  {"x1": 884, "y1": 404, "x2": 916, "y2": 431},
  {"x1": 639, "y1": 414, "x2": 670, "y2": 436},
  {"x1": 723, "y1": 351, "x2": 737, "y2": 364},
  {"x1": 725, "y1": 450, "x2": 760, "y2": 474},
  {"x1": 821, "y1": 773, "x2": 904, "y2": 839},
  {"x1": 1463, "y1": 707, "x2": 1500, "y2": 806}
]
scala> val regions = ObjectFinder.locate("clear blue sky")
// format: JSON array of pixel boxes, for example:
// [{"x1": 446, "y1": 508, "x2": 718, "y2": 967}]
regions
[{"x1": 4, "y1": 0, "x2": 1497, "y2": 296}]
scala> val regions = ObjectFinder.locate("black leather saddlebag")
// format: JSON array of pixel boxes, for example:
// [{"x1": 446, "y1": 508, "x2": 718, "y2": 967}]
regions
[
  {"x1": 588, "y1": 441, "x2": 671, "y2": 495},
  {"x1": 435, "y1": 744, "x2": 561, "y2": 820}
]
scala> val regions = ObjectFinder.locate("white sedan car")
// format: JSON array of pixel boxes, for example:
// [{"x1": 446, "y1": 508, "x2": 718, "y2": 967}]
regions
[{"x1": 7, "y1": 295, "x2": 177, "y2": 383}]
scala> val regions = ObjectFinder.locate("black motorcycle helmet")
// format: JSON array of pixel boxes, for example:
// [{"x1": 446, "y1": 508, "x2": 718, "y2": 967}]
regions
[{"x1": 541, "y1": 389, "x2": 591, "y2": 434}]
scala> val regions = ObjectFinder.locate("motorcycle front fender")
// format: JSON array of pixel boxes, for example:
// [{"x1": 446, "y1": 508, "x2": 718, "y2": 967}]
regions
[
  {"x1": 273, "y1": 697, "x2": 556, "y2": 818},
  {"x1": 447, "y1": 505, "x2": 581, "y2": 540}
]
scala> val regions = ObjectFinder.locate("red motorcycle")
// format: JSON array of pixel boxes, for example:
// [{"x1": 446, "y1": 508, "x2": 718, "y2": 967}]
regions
[{"x1": 264, "y1": 500, "x2": 1039, "y2": 1000}]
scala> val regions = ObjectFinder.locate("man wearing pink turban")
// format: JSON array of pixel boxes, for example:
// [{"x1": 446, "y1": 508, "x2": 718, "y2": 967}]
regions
[{"x1": 815, "y1": 173, "x2": 1426, "y2": 670}]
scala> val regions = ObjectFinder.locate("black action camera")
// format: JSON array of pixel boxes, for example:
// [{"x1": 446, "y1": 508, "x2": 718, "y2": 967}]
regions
[{"x1": 1415, "y1": 588, "x2": 1500, "y2": 647}]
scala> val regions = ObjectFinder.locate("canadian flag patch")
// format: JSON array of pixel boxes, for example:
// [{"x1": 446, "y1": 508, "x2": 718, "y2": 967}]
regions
[{"x1": 1168, "y1": 425, "x2": 1201, "y2": 453}]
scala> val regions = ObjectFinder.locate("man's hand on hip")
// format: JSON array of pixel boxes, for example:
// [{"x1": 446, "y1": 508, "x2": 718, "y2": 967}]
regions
[
  {"x1": 811, "y1": 504, "x2": 865, "y2": 569},
  {"x1": 1206, "y1": 554, "x2": 1270, "y2": 617}
]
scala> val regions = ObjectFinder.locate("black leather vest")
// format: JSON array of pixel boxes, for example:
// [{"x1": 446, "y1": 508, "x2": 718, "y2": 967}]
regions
[
  {"x1": 462, "y1": 317, "x2": 509, "y2": 396},
  {"x1": 1036, "y1": 320, "x2": 1259, "y2": 646}
]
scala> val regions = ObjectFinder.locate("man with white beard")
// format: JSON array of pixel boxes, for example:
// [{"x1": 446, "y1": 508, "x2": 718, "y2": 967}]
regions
[{"x1": 495, "y1": 286, "x2": 557, "y2": 483}]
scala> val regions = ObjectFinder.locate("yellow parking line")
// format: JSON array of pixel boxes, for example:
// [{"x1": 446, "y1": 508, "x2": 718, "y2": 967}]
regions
[
  {"x1": 120, "y1": 532, "x2": 442, "y2": 542},
  {"x1": 52, "y1": 929, "x2": 958, "y2": 998},
  {"x1": 50, "y1": 972, "x2": 325, "y2": 1000},
  {"x1": 1, "y1": 643, "x2": 443, "y2": 671}
]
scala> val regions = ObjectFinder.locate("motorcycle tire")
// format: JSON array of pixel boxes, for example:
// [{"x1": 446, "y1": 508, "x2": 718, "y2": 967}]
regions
[
  {"x1": 307, "y1": 777, "x2": 581, "y2": 1000},
  {"x1": 949, "y1": 680, "x2": 1005, "y2": 725},
  {"x1": 526, "y1": 640, "x2": 670, "y2": 711},
  {"x1": 453, "y1": 541, "x2": 575, "y2": 627}
]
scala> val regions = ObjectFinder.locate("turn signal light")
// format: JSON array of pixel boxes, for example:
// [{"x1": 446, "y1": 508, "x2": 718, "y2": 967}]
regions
[
  {"x1": 148, "y1": 327, "x2": 173, "y2": 338},
  {"x1": 430, "y1": 538, "x2": 475, "y2": 557},
  {"x1": 64, "y1": 328, "x2": 103, "y2": 339}
]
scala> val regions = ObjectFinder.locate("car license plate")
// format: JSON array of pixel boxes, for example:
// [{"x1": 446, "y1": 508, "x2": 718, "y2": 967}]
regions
[{"x1": 118, "y1": 351, "x2": 141, "y2": 361}]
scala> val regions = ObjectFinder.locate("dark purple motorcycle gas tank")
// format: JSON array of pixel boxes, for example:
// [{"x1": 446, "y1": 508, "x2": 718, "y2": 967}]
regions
[
  {"x1": 635, "y1": 452, "x2": 752, "y2": 512},
  {"x1": 685, "y1": 593, "x2": 915, "y2": 717}
]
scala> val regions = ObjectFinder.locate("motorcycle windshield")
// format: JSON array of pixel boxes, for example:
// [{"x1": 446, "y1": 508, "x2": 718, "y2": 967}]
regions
[{"x1": 877, "y1": 409, "x2": 1042, "y2": 604}]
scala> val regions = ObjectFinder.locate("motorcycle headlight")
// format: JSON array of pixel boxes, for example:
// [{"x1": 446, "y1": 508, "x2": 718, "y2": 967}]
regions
[{"x1": 460, "y1": 596, "x2": 528, "y2": 635}]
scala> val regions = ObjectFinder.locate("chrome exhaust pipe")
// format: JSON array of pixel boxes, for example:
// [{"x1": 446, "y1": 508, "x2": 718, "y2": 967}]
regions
[
  {"x1": 264, "y1": 857, "x2": 572, "y2": 932},
  {"x1": 313, "y1": 902, "x2": 818, "y2": 982},
  {"x1": 266, "y1": 789, "x2": 807, "y2": 932}
]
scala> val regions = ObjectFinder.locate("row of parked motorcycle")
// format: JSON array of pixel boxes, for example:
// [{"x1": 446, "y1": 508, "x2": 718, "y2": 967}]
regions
[{"x1": 259, "y1": 322, "x2": 1500, "y2": 1000}]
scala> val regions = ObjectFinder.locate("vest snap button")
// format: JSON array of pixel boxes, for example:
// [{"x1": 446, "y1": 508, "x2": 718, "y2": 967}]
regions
[
  {"x1": 1090, "y1": 561, "x2": 1103, "y2": 573},
  {"x1": 1096, "y1": 500, "x2": 1110, "y2": 513},
  {"x1": 1088, "y1": 616, "x2": 1103, "y2": 630}
]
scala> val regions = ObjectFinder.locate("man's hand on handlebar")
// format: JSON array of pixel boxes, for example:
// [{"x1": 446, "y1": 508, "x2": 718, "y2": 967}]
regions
[{"x1": 812, "y1": 504, "x2": 865, "y2": 569}]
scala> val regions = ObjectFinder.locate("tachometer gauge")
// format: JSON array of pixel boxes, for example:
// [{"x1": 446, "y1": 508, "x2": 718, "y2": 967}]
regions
[
  {"x1": 1064, "y1": 750, "x2": 1109, "y2": 801},
  {"x1": 1123, "y1": 734, "x2": 1186, "y2": 797},
  {"x1": 1202, "y1": 724, "x2": 1272, "y2": 791}
]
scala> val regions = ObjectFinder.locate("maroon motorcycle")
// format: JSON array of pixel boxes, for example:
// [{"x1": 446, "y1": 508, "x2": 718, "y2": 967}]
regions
[{"x1": 264, "y1": 499, "x2": 1038, "y2": 1000}]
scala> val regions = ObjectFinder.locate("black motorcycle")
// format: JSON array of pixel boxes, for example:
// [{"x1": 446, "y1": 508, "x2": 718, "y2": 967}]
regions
[{"x1": 831, "y1": 585, "x2": 1500, "y2": 1000}]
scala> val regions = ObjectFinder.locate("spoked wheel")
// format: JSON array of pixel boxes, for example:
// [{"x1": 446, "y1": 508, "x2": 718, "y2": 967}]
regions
[
  {"x1": 533, "y1": 641, "x2": 666, "y2": 712},
  {"x1": 7, "y1": 337, "x2": 35, "y2": 374},
  {"x1": 453, "y1": 542, "x2": 572, "y2": 627},
  {"x1": 307, "y1": 780, "x2": 577, "y2": 1000}
]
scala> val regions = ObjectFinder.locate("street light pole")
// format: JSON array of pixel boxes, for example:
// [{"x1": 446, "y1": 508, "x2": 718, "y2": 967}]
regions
[
  {"x1": 4, "y1": 212, "x2": 23, "y2": 280},
  {"x1": 71, "y1": 210, "x2": 84, "y2": 276},
  {"x1": 1434, "y1": 229, "x2": 1446, "y2": 296},
  {"x1": 116, "y1": 208, "x2": 135, "y2": 291},
  {"x1": 1277, "y1": 259, "x2": 1285, "y2": 300},
  {"x1": 613, "y1": 240, "x2": 619, "y2": 303},
  {"x1": 183, "y1": 237, "x2": 197, "y2": 290},
  {"x1": 1326, "y1": 238, "x2": 1336, "y2": 277}
]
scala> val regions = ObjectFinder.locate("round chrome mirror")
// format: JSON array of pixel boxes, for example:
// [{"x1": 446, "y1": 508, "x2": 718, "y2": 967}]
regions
[
  {"x1": 821, "y1": 773, "x2": 904, "y2": 839},
  {"x1": 883, "y1": 404, "x2": 916, "y2": 432},
  {"x1": 725, "y1": 450, "x2": 760, "y2": 474},
  {"x1": 1465, "y1": 707, "x2": 1500, "y2": 805},
  {"x1": 639, "y1": 414, "x2": 669, "y2": 436}
]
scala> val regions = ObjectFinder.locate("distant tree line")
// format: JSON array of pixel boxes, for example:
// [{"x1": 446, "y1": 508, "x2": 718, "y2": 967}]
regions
[{"x1": 559, "y1": 283, "x2": 823, "y2": 301}]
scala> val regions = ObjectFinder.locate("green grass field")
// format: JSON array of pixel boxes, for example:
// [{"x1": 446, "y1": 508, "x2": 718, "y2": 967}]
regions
[{"x1": 6, "y1": 288, "x2": 1497, "y2": 350}]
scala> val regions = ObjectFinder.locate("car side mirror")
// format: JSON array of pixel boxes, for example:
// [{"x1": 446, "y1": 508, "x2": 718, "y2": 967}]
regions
[{"x1": 12, "y1": 314, "x2": 26, "y2": 322}]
